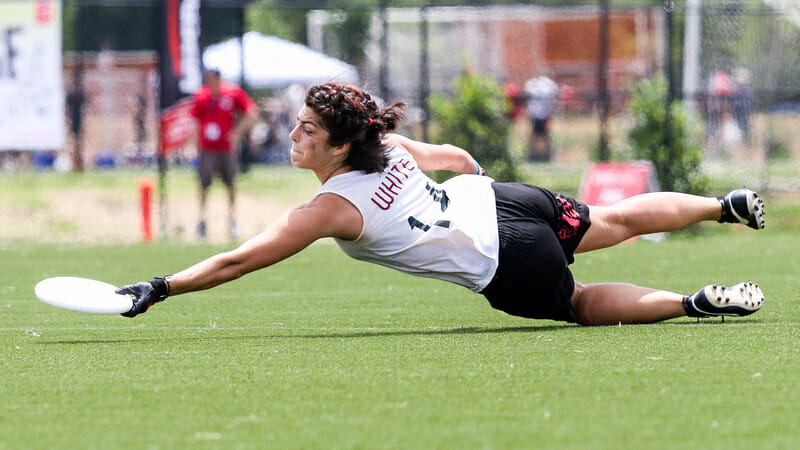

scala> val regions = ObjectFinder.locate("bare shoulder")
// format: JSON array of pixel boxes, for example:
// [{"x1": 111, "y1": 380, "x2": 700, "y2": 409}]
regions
[
  {"x1": 384, "y1": 133, "x2": 413, "y2": 150},
  {"x1": 384, "y1": 133, "x2": 429, "y2": 161},
  {"x1": 298, "y1": 193, "x2": 363, "y2": 240}
]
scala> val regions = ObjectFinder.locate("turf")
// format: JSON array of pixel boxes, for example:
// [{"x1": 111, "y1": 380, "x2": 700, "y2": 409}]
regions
[{"x1": 2, "y1": 230, "x2": 800, "y2": 449}]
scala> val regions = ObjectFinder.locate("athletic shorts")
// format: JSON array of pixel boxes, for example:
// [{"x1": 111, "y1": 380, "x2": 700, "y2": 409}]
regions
[
  {"x1": 198, "y1": 150, "x2": 237, "y2": 188},
  {"x1": 533, "y1": 117, "x2": 549, "y2": 135},
  {"x1": 480, "y1": 182, "x2": 591, "y2": 323}
]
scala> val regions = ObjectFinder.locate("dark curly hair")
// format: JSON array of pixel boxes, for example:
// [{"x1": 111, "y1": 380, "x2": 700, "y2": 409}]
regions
[{"x1": 305, "y1": 83, "x2": 406, "y2": 173}]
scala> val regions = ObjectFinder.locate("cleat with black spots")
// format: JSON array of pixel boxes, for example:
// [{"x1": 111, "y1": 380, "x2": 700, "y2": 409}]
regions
[{"x1": 683, "y1": 282, "x2": 764, "y2": 318}]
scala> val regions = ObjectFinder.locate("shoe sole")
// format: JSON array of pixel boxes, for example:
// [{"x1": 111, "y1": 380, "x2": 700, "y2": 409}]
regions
[
  {"x1": 744, "y1": 191, "x2": 765, "y2": 229},
  {"x1": 702, "y1": 282, "x2": 764, "y2": 316},
  {"x1": 730, "y1": 190, "x2": 765, "y2": 229}
]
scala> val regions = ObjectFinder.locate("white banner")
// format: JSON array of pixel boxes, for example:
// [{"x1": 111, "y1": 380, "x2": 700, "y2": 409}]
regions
[{"x1": 0, "y1": 0, "x2": 64, "y2": 150}]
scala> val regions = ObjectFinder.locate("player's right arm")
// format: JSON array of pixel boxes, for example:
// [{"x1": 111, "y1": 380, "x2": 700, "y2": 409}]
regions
[
  {"x1": 117, "y1": 193, "x2": 362, "y2": 316},
  {"x1": 384, "y1": 133, "x2": 487, "y2": 176},
  {"x1": 168, "y1": 193, "x2": 359, "y2": 295}
]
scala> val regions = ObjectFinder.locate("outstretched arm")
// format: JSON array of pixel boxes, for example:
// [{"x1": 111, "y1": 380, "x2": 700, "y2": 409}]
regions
[
  {"x1": 170, "y1": 193, "x2": 360, "y2": 294},
  {"x1": 385, "y1": 134, "x2": 486, "y2": 175},
  {"x1": 118, "y1": 193, "x2": 362, "y2": 316}
]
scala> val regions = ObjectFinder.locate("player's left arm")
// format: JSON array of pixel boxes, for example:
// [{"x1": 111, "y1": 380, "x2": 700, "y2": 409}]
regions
[{"x1": 385, "y1": 133, "x2": 487, "y2": 176}]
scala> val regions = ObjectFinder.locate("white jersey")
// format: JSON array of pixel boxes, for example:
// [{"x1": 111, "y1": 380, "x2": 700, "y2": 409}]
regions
[{"x1": 316, "y1": 147, "x2": 499, "y2": 292}]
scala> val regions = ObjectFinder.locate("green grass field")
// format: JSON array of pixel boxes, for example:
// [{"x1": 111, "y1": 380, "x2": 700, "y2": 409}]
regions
[
  {"x1": 3, "y1": 234, "x2": 800, "y2": 448},
  {"x1": 2, "y1": 166, "x2": 800, "y2": 448}
]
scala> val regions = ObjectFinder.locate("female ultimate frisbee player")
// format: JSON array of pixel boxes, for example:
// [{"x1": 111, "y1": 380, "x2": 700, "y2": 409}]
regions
[{"x1": 118, "y1": 83, "x2": 765, "y2": 325}]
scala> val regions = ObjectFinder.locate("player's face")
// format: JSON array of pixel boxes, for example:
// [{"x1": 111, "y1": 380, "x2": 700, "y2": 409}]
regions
[{"x1": 289, "y1": 106, "x2": 338, "y2": 170}]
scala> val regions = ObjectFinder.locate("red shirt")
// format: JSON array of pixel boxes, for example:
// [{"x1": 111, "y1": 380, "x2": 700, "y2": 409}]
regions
[{"x1": 191, "y1": 83, "x2": 256, "y2": 153}]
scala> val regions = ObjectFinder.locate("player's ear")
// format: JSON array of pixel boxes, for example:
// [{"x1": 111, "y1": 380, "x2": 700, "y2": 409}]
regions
[{"x1": 332, "y1": 142, "x2": 350, "y2": 157}]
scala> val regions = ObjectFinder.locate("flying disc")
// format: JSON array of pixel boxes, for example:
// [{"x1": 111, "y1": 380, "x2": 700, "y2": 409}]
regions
[{"x1": 34, "y1": 277, "x2": 133, "y2": 314}]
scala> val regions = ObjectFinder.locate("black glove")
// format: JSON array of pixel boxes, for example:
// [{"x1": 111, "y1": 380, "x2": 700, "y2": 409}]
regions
[{"x1": 116, "y1": 277, "x2": 170, "y2": 318}]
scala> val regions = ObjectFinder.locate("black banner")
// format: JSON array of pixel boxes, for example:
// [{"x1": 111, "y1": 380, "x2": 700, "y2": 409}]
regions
[{"x1": 157, "y1": 0, "x2": 203, "y2": 111}]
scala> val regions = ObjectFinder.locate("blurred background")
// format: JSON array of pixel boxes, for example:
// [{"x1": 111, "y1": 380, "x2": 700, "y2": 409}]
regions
[{"x1": 1, "y1": 0, "x2": 799, "y2": 242}]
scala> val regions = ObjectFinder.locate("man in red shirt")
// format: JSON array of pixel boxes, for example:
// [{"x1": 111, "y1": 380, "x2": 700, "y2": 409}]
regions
[{"x1": 191, "y1": 69, "x2": 257, "y2": 240}]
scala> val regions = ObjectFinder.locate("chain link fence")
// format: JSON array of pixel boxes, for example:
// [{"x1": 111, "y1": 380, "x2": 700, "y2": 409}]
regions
[
  {"x1": 683, "y1": 0, "x2": 800, "y2": 192},
  {"x1": 8, "y1": 1, "x2": 795, "y2": 194}
]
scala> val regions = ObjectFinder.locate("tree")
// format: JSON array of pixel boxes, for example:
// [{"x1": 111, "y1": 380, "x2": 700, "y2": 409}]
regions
[
  {"x1": 247, "y1": 1, "x2": 310, "y2": 44},
  {"x1": 428, "y1": 71, "x2": 519, "y2": 182},
  {"x1": 623, "y1": 74, "x2": 707, "y2": 195}
]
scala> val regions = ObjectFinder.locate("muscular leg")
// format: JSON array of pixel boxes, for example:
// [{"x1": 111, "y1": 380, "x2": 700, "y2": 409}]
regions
[
  {"x1": 569, "y1": 191, "x2": 764, "y2": 325},
  {"x1": 571, "y1": 281, "x2": 686, "y2": 326},
  {"x1": 576, "y1": 193, "x2": 721, "y2": 253},
  {"x1": 571, "y1": 193, "x2": 722, "y2": 324}
]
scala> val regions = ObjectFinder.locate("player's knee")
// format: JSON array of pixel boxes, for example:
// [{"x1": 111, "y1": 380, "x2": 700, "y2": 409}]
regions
[
  {"x1": 571, "y1": 281, "x2": 591, "y2": 326},
  {"x1": 571, "y1": 281, "x2": 584, "y2": 308}
]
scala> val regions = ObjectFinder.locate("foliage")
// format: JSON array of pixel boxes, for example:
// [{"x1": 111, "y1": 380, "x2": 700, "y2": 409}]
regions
[
  {"x1": 62, "y1": 4, "x2": 245, "y2": 52},
  {"x1": 59, "y1": 1, "x2": 671, "y2": 53},
  {"x1": 734, "y1": 10, "x2": 800, "y2": 105},
  {"x1": 247, "y1": 2, "x2": 310, "y2": 44},
  {"x1": 321, "y1": 9, "x2": 373, "y2": 65},
  {"x1": 621, "y1": 74, "x2": 708, "y2": 195},
  {"x1": 62, "y1": 5, "x2": 157, "y2": 51},
  {"x1": 765, "y1": 126, "x2": 791, "y2": 161},
  {"x1": 428, "y1": 71, "x2": 519, "y2": 182}
]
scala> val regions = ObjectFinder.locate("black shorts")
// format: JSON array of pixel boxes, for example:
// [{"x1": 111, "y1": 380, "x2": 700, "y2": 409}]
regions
[
  {"x1": 533, "y1": 117, "x2": 549, "y2": 135},
  {"x1": 480, "y1": 182, "x2": 591, "y2": 323}
]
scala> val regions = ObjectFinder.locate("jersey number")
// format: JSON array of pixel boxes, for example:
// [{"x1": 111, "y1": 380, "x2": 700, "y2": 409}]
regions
[{"x1": 407, "y1": 183, "x2": 451, "y2": 232}]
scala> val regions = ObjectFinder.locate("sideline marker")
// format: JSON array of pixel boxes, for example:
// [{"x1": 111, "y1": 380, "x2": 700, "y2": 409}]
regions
[{"x1": 138, "y1": 178, "x2": 154, "y2": 242}]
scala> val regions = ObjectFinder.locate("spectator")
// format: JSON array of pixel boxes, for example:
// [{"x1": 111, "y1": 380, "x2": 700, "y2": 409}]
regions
[
  {"x1": 66, "y1": 76, "x2": 86, "y2": 171},
  {"x1": 503, "y1": 81, "x2": 525, "y2": 122},
  {"x1": 190, "y1": 69, "x2": 258, "y2": 240},
  {"x1": 731, "y1": 67, "x2": 753, "y2": 144},
  {"x1": 706, "y1": 70, "x2": 734, "y2": 149},
  {"x1": 523, "y1": 73, "x2": 559, "y2": 161}
]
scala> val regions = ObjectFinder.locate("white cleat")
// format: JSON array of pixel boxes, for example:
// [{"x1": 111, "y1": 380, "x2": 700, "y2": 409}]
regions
[
  {"x1": 718, "y1": 189, "x2": 765, "y2": 230},
  {"x1": 684, "y1": 282, "x2": 764, "y2": 318}
]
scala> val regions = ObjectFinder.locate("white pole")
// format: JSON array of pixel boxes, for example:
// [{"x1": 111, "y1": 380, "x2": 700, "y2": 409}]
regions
[{"x1": 683, "y1": 0, "x2": 701, "y2": 111}]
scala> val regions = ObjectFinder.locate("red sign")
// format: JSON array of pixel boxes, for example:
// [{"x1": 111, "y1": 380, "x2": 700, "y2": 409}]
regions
[
  {"x1": 578, "y1": 161, "x2": 658, "y2": 206},
  {"x1": 159, "y1": 98, "x2": 194, "y2": 156},
  {"x1": 36, "y1": 0, "x2": 51, "y2": 24}
]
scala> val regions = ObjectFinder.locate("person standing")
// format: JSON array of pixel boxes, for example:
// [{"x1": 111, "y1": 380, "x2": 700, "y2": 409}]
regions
[
  {"x1": 191, "y1": 69, "x2": 258, "y2": 240},
  {"x1": 523, "y1": 74, "x2": 559, "y2": 161},
  {"x1": 731, "y1": 67, "x2": 753, "y2": 145}
]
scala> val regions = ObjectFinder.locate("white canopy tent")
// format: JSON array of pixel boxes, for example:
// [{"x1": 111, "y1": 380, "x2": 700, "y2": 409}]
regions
[{"x1": 202, "y1": 31, "x2": 360, "y2": 89}]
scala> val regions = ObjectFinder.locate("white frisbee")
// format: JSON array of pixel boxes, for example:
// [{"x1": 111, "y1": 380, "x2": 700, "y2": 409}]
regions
[{"x1": 34, "y1": 276, "x2": 133, "y2": 314}]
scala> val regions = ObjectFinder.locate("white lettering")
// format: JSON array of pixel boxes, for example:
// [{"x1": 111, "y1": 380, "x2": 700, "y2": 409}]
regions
[
  {"x1": 371, "y1": 190, "x2": 394, "y2": 210},
  {"x1": 178, "y1": 0, "x2": 202, "y2": 94},
  {"x1": 369, "y1": 158, "x2": 417, "y2": 210}
]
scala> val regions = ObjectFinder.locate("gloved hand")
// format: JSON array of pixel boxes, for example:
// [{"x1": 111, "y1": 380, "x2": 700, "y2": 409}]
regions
[{"x1": 116, "y1": 277, "x2": 170, "y2": 318}]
